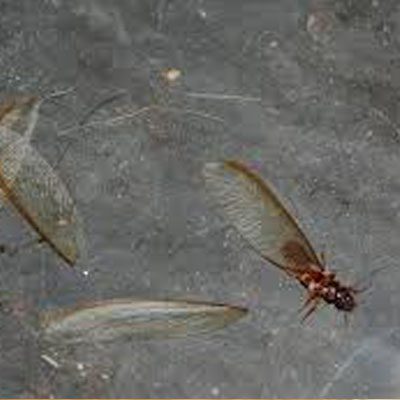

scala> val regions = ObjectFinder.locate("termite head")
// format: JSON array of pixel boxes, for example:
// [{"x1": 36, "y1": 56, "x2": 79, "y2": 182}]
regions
[{"x1": 334, "y1": 286, "x2": 356, "y2": 312}]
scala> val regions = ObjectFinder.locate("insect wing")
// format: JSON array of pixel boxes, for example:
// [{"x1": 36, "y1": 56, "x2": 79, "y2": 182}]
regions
[
  {"x1": 0, "y1": 128, "x2": 84, "y2": 265},
  {"x1": 203, "y1": 160, "x2": 322, "y2": 270},
  {"x1": 0, "y1": 95, "x2": 41, "y2": 139},
  {"x1": 0, "y1": 96, "x2": 42, "y2": 189},
  {"x1": 41, "y1": 299, "x2": 247, "y2": 343}
]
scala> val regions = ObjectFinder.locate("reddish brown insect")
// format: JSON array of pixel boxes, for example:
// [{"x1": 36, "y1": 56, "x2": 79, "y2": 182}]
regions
[{"x1": 204, "y1": 159, "x2": 358, "y2": 320}]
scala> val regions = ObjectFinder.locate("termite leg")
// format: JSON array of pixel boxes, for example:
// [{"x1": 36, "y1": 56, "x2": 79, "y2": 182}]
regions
[
  {"x1": 299, "y1": 291, "x2": 320, "y2": 322},
  {"x1": 299, "y1": 291, "x2": 318, "y2": 312},
  {"x1": 1, "y1": 237, "x2": 45, "y2": 257},
  {"x1": 343, "y1": 312, "x2": 350, "y2": 327},
  {"x1": 350, "y1": 284, "x2": 370, "y2": 294},
  {"x1": 299, "y1": 292, "x2": 314, "y2": 312},
  {"x1": 301, "y1": 298, "x2": 321, "y2": 322}
]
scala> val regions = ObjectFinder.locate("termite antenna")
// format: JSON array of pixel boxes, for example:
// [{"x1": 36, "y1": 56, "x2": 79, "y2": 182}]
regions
[
  {"x1": 343, "y1": 312, "x2": 349, "y2": 328},
  {"x1": 352, "y1": 264, "x2": 394, "y2": 293}
]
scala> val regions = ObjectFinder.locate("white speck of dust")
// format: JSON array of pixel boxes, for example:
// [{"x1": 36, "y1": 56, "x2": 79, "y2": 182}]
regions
[
  {"x1": 269, "y1": 40, "x2": 278, "y2": 48},
  {"x1": 77, "y1": 362, "x2": 84, "y2": 371},
  {"x1": 163, "y1": 68, "x2": 182, "y2": 82},
  {"x1": 57, "y1": 218, "x2": 69, "y2": 227},
  {"x1": 366, "y1": 130, "x2": 373, "y2": 139},
  {"x1": 211, "y1": 387, "x2": 220, "y2": 396},
  {"x1": 41, "y1": 354, "x2": 60, "y2": 369},
  {"x1": 198, "y1": 9, "x2": 207, "y2": 18},
  {"x1": 82, "y1": 270, "x2": 89, "y2": 277},
  {"x1": 101, "y1": 373, "x2": 109, "y2": 381}
]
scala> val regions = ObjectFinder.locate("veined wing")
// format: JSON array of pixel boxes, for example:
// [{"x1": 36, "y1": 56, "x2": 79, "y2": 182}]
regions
[
  {"x1": 203, "y1": 160, "x2": 322, "y2": 270},
  {"x1": 0, "y1": 127, "x2": 84, "y2": 265},
  {"x1": 0, "y1": 95, "x2": 41, "y2": 139},
  {"x1": 41, "y1": 298, "x2": 247, "y2": 343},
  {"x1": 0, "y1": 96, "x2": 42, "y2": 188}
]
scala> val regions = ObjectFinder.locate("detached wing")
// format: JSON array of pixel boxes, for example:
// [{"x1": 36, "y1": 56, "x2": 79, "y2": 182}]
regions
[
  {"x1": 41, "y1": 299, "x2": 247, "y2": 343},
  {"x1": 0, "y1": 128, "x2": 84, "y2": 265},
  {"x1": 0, "y1": 95, "x2": 41, "y2": 138},
  {"x1": 0, "y1": 96, "x2": 41, "y2": 187},
  {"x1": 203, "y1": 160, "x2": 322, "y2": 270}
]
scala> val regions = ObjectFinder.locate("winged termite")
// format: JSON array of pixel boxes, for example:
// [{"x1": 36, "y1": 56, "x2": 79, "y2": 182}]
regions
[
  {"x1": 203, "y1": 160, "x2": 357, "y2": 320},
  {"x1": 41, "y1": 298, "x2": 247, "y2": 344}
]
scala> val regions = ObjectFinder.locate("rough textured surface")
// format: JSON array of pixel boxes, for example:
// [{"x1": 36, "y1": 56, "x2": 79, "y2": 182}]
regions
[{"x1": 0, "y1": 0, "x2": 400, "y2": 397}]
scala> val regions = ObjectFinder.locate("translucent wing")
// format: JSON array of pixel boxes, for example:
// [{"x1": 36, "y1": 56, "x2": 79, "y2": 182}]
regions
[
  {"x1": 0, "y1": 96, "x2": 41, "y2": 187},
  {"x1": 203, "y1": 160, "x2": 322, "y2": 270},
  {"x1": 0, "y1": 95, "x2": 41, "y2": 138},
  {"x1": 0, "y1": 127, "x2": 84, "y2": 265},
  {"x1": 41, "y1": 299, "x2": 247, "y2": 343}
]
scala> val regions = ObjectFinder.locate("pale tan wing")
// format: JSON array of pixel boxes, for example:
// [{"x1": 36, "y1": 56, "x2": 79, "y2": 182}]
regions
[
  {"x1": 41, "y1": 299, "x2": 247, "y2": 343},
  {"x1": 203, "y1": 160, "x2": 322, "y2": 270},
  {"x1": 0, "y1": 128, "x2": 84, "y2": 265},
  {"x1": 0, "y1": 95, "x2": 41, "y2": 138},
  {"x1": 0, "y1": 96, "x2": 41, "y2": 189}
]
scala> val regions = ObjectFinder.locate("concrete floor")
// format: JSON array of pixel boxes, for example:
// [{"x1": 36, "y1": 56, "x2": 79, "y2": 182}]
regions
[{"x1": 1, "y1": 0, "x2": 400, "y2": 397}]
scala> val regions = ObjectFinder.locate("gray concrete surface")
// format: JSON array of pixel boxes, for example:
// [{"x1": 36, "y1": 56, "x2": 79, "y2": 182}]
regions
[{"x1": 1, "y1": 0, "x2": 400, "y2": 397}]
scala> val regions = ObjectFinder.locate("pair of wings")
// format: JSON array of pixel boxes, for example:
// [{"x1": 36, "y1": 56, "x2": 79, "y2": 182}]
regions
[
  {"x1": 41, "y1": 298, "x2": 247, "y2": 344},
  {"x1": 0, "y1": 96, "x2": 84, "y2": 265},
  {"x1": 203, "y1": 160, "x2": 324, "y2": 273}
]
